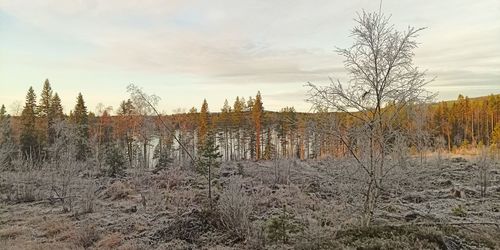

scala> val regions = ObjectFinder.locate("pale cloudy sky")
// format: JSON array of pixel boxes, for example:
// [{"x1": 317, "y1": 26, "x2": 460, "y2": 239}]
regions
[{"x1": 0, "y1": 0, "x2": 499, "y2": 113}]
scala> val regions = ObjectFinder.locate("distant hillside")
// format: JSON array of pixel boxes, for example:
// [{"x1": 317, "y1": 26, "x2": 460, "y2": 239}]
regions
[{"x1": 435, "y1": 93, "x2": 500, "y2": 108}]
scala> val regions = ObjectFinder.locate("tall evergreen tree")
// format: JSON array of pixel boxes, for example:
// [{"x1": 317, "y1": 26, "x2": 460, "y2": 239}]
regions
[
  {"x1": 198, "y1": 99, "x2": 209, "y2": 148},
  {"x1": 20, "y1": 87, "x2": 39, "y2": 159},
  {"x1": 116, "y1": 99, "x2": 135, "y2": 167},
  {"x1": 252, "y1": 91, "x2": 263, "y2": 160},
  {"x1": 0, "y1": 105, "x2": 16, "y2": 169},
  {"x1": 38, "y1": 79, "x2": 53, "y2": 117},
  {"x1": 72, "y1": 93, "x2": 89, "y2": 161},
  {"x1": 220, "y1": 99, "x2": 231, "y2": 160},
  {"x1": 0, "y1": 105, "x2": 6, "y2": 119},
  {"x1": 233, "y1": 97, "x2": 245, "y2": 160},
  {"x1": 50, "y1": 93, "x2": 64, "y2": 120},
  {"x1": 37, "y1": 79, "x2": 53, "y2": 150},
  {"x1": 0, "y1": 104, "x2": 8, "y2": 142}
]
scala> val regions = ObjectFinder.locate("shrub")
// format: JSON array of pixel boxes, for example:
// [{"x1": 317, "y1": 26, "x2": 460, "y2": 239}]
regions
[
  {"x1": 237, "y1": 162, "x2": 244, "y2": 176},
  {"x1": 81, "y1": 182, "x2": 97, "y2": 213},
  {"x1": 105, "y1": 145, "x2": 126, "y2": 177},
  {"x1": 152, "y1": 150, "x2": 172, "y2": 174},
  {"x1": 266, "y1": 205, "x2": 303, "y2": 244},
  {"x1": 451, "y1": 204, "x2": 467, "y2": 217},
  {"x1": 73, "y1": 223, "x2": 100, "y2": 248},
  {"x1": 0, "y1": 226, "x2": 26, "y2": 240},
  {"x1": 105, "y1": 181, "x2": 132, "y2": 200},
  {"x1": 217, "y1": 176, "x2": 252, "y2": 239},
  {"x1": 97, "y1": 232, "x2": 123, "y2": 249}
]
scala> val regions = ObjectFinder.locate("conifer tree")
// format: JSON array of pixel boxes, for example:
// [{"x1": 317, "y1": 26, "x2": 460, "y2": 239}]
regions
[
  {"x1": 492, "y1": 124, "x2": 500, "y2": 146},
  {"x1": 47, "y1": 92, "x2": 65, "y2": 146},
  {"x1": 252, "y1": 91, "x2": 263, "y2": 160},
  {"x1": 72, "y1": 93, "x2": 89, "y2": 161},
  {"x1": 233, "y1": 97, "x2": 245, "y2": 159},
  {"x1": 38, "y1": 79, "x2": 53, "y2": 117},
  {"x1": 116, "y1": 99, "x2": 135, "y2": 166},
  {"x1": 263, "y1": 127, "x2": 274, "y2": 160},
  {"x1": 0, "y1": 105, "x2": 6, "y2": 121},
  {"x1": 50, "y1": 93, "x2": 64, "y2": 120},
  {"x1": 0, "y1": 105, "x2": 16, "y2": 168},
  {"x1": 198, "y1": 99, "x2": 209, "y2": 149},
  {"x1": 37, "y1": 79, "x2": 53, "y2": 149},
  {"x1": 197, "y1": 131, "x2": 222, "y2": 207},
  {"x1": 221, "y1": 99, "x2": 231, "y2": 160},
  {"x1": 20, "y1": 87, "x2": 39, "y2": 159}
]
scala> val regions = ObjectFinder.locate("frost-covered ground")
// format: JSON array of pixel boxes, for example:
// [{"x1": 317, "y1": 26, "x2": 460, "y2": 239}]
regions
[{"x1": 1, "y1": 156, "x2": 499, "y2": 249}]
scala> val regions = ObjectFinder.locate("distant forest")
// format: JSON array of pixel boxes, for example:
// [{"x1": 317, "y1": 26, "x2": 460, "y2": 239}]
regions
[{"x1": 0, "y1": 79, "x2": 499, "y2": 169}]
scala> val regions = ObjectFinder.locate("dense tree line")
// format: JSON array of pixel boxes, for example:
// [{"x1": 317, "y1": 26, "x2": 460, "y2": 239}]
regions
[
  {"x1": 0, "y1": 79, "x2": 498, "y2": 171},
  {"x1": 430, "y1": 94, "x2": 500, "y2": 151}
]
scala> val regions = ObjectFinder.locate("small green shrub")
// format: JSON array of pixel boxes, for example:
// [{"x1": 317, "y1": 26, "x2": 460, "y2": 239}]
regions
[
  {"x1": 105, "y1": 145, "x2": 126, "y2": 177},
  {"x1": 451, "y1": 204, "x2": 467, "y2": 217},
  {"x1": 237, "y1": 162, "x2": 244, "y2": 176},
  {"x1": 266, "y1": 206, "x2": 303, "y2": 244}
]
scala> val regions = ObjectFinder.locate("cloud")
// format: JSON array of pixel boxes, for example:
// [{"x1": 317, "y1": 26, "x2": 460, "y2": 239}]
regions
[{"x1": 1, "y1": 0, "x2": 499, "y2": 112}]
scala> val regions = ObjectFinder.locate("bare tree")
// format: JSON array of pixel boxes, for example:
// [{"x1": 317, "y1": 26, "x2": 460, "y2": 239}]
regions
[
  {"x1": 127, "y1": 84, "x2": 160, "y2": 169},
  {"x1": 410, "y1": 104, "x2": 431, "y2": 165},
  {"x1": 307, "y1": 10, "x2": 433, "y2": 226},
  {"x1": 477, "y1": 146, "x2": 491, "y2": 198}
]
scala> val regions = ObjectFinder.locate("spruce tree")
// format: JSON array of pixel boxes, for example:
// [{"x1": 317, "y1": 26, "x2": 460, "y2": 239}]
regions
[
  {"x1": 20, "y1": 87, "x2": 39, "y2": 159},
  {"x1": 72, "y1": 93, "x2": 89, "y2": 161},
  {"x1": 0, "y1": 105, "x2": 6, "y2": 119},
  {"x1": 38, "y1": 79, "x2": 53, "y2": 117},
  {"x1": 0, "y1": 109, "x2": 16, "y2": 169},
  {"x1": 198, "y1": 131, "x2": 222, "y2": 207},
  {"x1": 37, "y1": 79, "x2": 53, "y2": 151},
  {"x1": 50, "y1": 93, "x2": 64, "y2": 120}
]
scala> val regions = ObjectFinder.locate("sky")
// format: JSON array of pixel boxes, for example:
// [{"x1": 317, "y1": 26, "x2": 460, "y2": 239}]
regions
[{"x1": 0, "y1": 0, "x2": 499, "y2": 114}]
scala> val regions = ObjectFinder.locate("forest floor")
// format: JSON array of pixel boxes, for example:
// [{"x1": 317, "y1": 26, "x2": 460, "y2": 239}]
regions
[{"x1": 1, "y1": 155, "x2": 500, "y2": 249}]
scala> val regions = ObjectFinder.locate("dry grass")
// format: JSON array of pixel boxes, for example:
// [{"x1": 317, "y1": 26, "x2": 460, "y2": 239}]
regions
[
  {"x1": 39, "y1": 217, "x2": 73, "y2": 238},
  {"x1": 81, "y1": 181, "x2": 97, "y2": 214},
  {"x1": 117, "y1": 240, "x2": 148, "y2": 250},
  {"x1": 105, "y1": 181, "x2": 133, "y2": 200},
  {"x1": 72, "y1": 223, "x2": 100, "y2": 248},
  {"x1": 0, "y1": 241, "x2": 77, "y2": 250},
  {"x1": 165, "y1": 188, "x2": 196, "y2": 215},
  {"x1": 97, "y1": 232, "x2": 123, "y2": 249},
  {"x1": 0, "y1": 157, "x2": 499, "y2": 249},
  {"x1": 0, "y1": 226, "x2": 26, "y2": 240},
  {"x1": 218, "y1": 176, "x2": 253, "y2": 239}
]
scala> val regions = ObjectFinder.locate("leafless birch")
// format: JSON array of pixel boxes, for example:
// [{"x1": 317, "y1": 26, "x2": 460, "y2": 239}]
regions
[{"x1": 307, "y1": 10, "x2": 434, "y2": 226}]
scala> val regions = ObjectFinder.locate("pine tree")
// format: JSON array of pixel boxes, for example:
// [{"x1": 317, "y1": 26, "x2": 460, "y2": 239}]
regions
[
  {"x1": 220, "y1": 99, "x2": 231, "y2": 160},
  {"x1": 252, "y1": 91, "x2": 263, "y2": 160},
  {"x1": 20, "y1": 87, "x2": 39, "y2": 159},
  {"x1": 233, "y1": 97, "x2": 245, "y2": 160},
  {"x1": 492, "y1": 124, "x2": 500, "y2": 146},
  {"x1": 72, "y1": 93, "x2": 89, "y2": 161},
  {"x1": 198, "y1": 99, "x2": 209, "y2": 149},
  {"x1": 263, "y1": 127, "x2": 274, "y2": 160}
]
